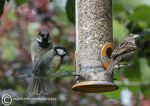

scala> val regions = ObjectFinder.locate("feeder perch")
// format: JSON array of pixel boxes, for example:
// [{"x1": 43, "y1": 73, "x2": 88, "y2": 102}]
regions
[{"x1": 72, "y1": 0, "x2": 119, "y2": 93}]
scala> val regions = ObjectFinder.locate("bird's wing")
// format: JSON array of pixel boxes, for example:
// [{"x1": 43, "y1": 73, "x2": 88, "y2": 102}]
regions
[
  {"x1": 121, "y1": 51, "x2": 135, "y2": 60},
  {"x1": 111, "y1": 41, "x2": 136, "y2": 58},
  {"x1": 32, "y1": 49, "x2": 55, "y2": 76},
  {"x1": 32, "y1": 59, "x2": 43, "y2": 75},
  {"x1": 30, "y1": 40, "x2": 40, "y2": 63}
]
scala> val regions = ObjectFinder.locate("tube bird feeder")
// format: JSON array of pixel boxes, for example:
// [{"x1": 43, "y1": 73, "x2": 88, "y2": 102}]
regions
[{"x1": 72, "y1": 0, "x2": 119, "y2": 92}]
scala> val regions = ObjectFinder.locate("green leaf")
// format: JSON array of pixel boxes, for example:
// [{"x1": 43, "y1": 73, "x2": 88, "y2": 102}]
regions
[
  {"x1": 103, "y1": 85, "x2": 140, "y2": 99},
  {"x1": 112, "y1": 5, "x2": 129, "y2": 24},
  {"x1": 15, "y1": 0, "x2": 27, "y2": 6},
  {"x1": 113, "y1": 0, "x2": 145, "y2": 15},
  {"x1": 130, "y1": 5, "x2": 150, "y2": 28},
  {"x1": 113, "y1": 19, "x2": 129, "y2": 42},
  {"x1": 0, "y1": 0, "x2": 5, "y2": 17},
  {"x1": 8, "y1": 9, "x2": 17, "y2": 23},
  {"x1": 66, "y1": 0, "x2": 75, "y2": 24},
  {"x1": 141, "y1": 86, "x2": 150, "y2": 97},
  {"x1": 103, "y1": 88, "x2": 121, "y2": 99},
  {"x1": 120, "y1": 0, "x2": 145, "y2": 9},
  {"x1": 27, "y1": 22, "x2": 40, "y2": 36},
  {"x1": 112, "y1": 1, "x2": 125, "y2": 15},
  {"x1": 16, "y1": 85, "x2": 26, "y2": 94},
  {"x1": 103, "y1": 86, "x2": 139, "y2": 99},
  {"x1": 136, "y1": 30, "x2": 150, "y2": 58},
  {"x1": 58, "y1": 65, "x2": 75, "y2": 72},
  {"x1": 1, "y1": 39, "x2": 17, "y2": 62},
  {"x1": 123, "y1": 55, "x2": 141, "y2": 81},
  {"x1": 139, "y1": 58, "x2": 150, "y2": 81},
  {"x1": 55, "y1": 10, "x2": 68, "y2": 25}
]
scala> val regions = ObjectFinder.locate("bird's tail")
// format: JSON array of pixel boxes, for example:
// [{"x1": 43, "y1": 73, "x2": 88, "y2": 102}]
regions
[{"x1": 27, "y1": 76, "x2": 55, "y2": 95}]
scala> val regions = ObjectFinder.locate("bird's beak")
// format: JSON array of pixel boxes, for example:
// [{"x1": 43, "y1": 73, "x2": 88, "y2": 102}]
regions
[
  {"x1": 133, "y1": 34, "x2": 140, "y2": 39},
  {"x1": 36, "y1": 37, "x2": 42, "y2": 42}
]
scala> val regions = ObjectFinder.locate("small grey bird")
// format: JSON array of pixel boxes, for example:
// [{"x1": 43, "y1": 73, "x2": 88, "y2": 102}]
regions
[
  {"x1": 106, "y1": 34, "x2": 140, "y2": 75},
  {"x1": 28, "y1": 46, "x2": 68, "y2": 95},
  {"x1": 17, "y1": 30, "x2": 53, "y2": 83},
  {"x1": 31, "y1": 30, "x2": 53, "y2": 64}
]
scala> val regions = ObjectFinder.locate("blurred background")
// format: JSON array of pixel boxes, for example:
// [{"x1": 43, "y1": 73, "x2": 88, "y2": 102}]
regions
[{"x1": 0, "y1": 0, "x2": 150, "y2": 106}]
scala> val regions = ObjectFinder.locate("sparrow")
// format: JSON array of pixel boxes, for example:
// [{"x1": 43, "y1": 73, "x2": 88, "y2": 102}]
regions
[
  {"x1": 106, "y1": 34, "x2": 140, "y2": 75},
  {"x1": 31, "y1": 30, "x2": 53, "y2": 64}
]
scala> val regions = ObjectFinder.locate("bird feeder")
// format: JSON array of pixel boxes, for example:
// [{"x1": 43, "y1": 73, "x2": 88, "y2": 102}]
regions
[{"x1": 72, "y1": 0, "x2": 118, "y2": 92}]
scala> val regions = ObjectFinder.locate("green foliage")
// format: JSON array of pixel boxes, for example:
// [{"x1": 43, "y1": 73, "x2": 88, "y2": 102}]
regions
[
  {"x1": 119, "y1": 0, "x2": 144, "y2": 9},
  {"x1": 142, "y1": 86, "x2": 150, "y2": 97},
  {"x1": 104, "y1": 86, "x2": 140, "y2": 99},
  {"x1": 112, "y1": 1, "x2": 125, "y2": 14},
  {"x1": 139, "y1": 58, "x2": 150, "y2": 81},
  {"x1": 1, "y1": 39, "x2": 17, "y2": 62},
  {"x1": 66, "y1": 0, "x2": 75, "y2": 24},
  {"x1": 0, "y1": 0, "x2": 5, "y2": 17},
  {"x1": 16, "y1": 85, "x2": 26, "y2": 94},
  {"x1": 103, "y1": 87, "x2": 122, "y2": 99},
  {"x1": 14, "y1": 0, "x2": 27, "y2": 6},
  {"x1": 123, "y1": 56, "x2": 141, "y2": 81},
  {"x1": 130, "y1": 5, "x2": 150, "y2": 28},
  {"x1": 27, "y1": 23, "x2": 40, "y2": 35},
  {"x1": 56, "y1": 9, "x2": 68, "y2": 25},
  {"x1": 136, "y1": 31, "x2": 150, "y2": 58},
  {"x1": 113, "y1": 19, "x2": 128, "y2": 42},
  {"x1": 57, "y1": 65, "x2": 75, "y2": 76},
  {"x1": 8, "y1": 9, "x2": 17, "y2": 23}
]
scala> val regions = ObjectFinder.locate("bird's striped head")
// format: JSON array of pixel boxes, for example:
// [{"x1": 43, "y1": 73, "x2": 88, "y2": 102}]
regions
[{"x1": 129, "y1": 34, "x2": 140, "y2": 39}]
